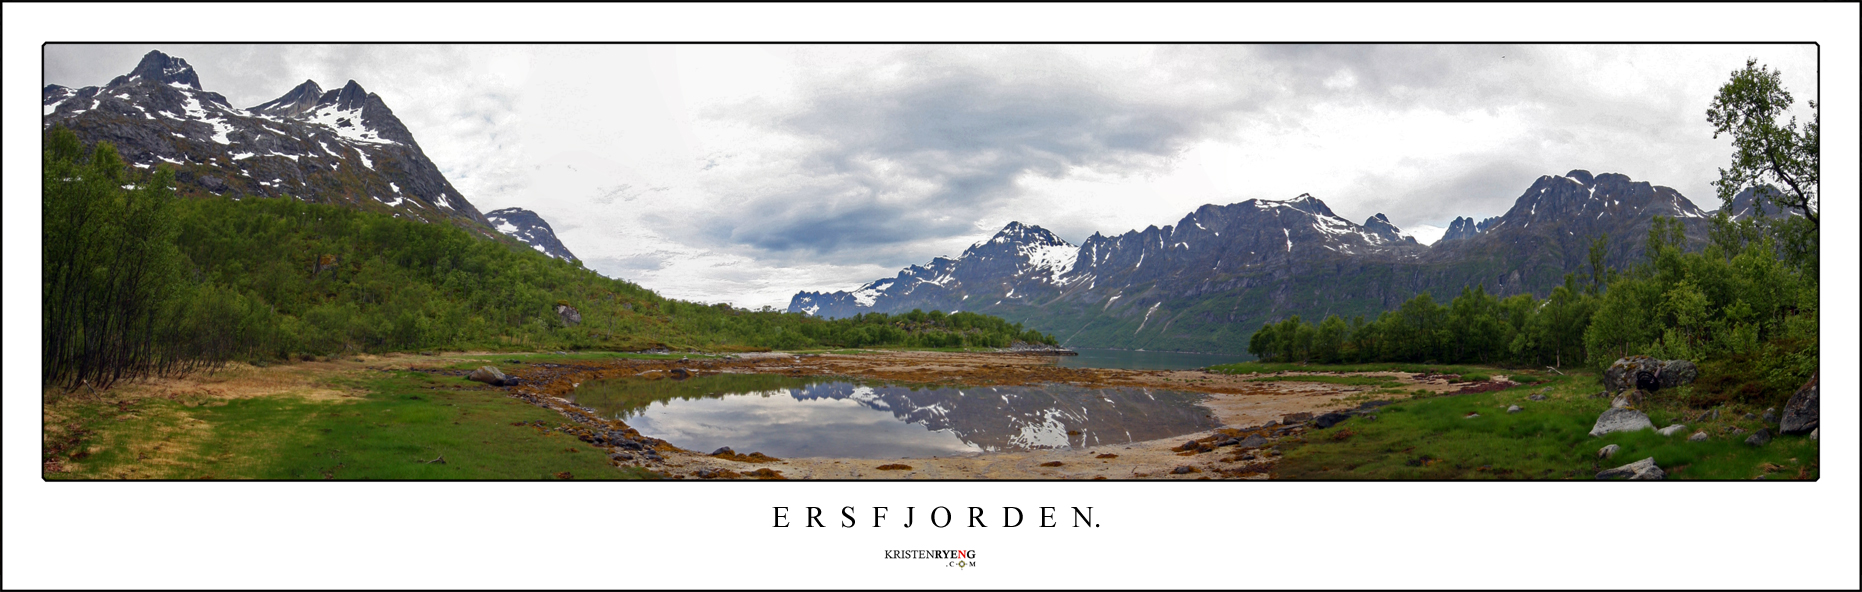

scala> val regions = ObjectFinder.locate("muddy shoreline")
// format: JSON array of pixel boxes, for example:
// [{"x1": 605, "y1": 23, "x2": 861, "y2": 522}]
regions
[{"x1": 466, "y1": 350, "x2": 1493, "y2": 480}]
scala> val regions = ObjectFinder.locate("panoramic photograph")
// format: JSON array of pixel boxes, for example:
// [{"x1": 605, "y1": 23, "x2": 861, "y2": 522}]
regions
[{"x1": 39, "y1": 43, "x2": 1820, "y2": 481}]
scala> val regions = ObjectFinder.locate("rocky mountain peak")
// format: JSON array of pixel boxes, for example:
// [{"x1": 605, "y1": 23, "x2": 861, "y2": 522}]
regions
[
  {"x1": 1279, "y1": 193, "x2": 1338, "y2": 218},
  {"x1": 108, "y1": 50, "x2": 200, "y2": 90},
  {"x1": 326, "y1": 80, "x2": 372, "y2": 112},
  {"x1": 1722, "y1": 184, "x2": 1801, "y2": 220},
  {"x1": 985, "y1": 221, "x2": 1069, "y2": 247},
  {"x1": 1361, "y1": 213, "x2": 1418, "y2": 245},
  {"x1": 1439, "y1": 215, "x2": 1500, "y2": 242},
  {"x1": 485, "y1": 207, "x2": 579, "y2": 262},
  {"x1": 251, "y1": 80, "x2": 325, "y2": 117}
]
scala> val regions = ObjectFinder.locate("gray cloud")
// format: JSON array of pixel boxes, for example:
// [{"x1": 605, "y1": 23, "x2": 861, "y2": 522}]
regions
[
  {"x1": 689, "y1": 48, "x2": 1249, "y2": 261},
  {"x1": 1345, "y1": 160, "x2": 1547, "y2": 229}
]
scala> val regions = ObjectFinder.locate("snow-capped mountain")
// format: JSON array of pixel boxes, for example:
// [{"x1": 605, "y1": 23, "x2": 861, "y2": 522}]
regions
[
  {"x1": 790, "y1": 170, "x2": 1714, "y2": 354},
  {"x1": 41, "y1": 50, "x2": 532, "y2": 239},
  {"x1": 790, "y1": 192, "x2": 1429, "y2": 320},
  {"x1": 485, "y1": 207, "x2": 578, "y2": 262}
]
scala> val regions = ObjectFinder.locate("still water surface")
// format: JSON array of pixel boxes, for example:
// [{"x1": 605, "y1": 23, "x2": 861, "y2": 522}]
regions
[
  {"x1": 1049, "y1": 348, "x2": 1253, "y2": 370},
  {"x1": 572, "y1": 374, "x2": 1220, "y2": 459}
]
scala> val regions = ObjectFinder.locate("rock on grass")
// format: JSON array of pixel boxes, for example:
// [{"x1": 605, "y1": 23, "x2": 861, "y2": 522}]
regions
[
  {"x1": 1596, "y1": 457, "x2": 1664, "y2": 480},
  {"x1": 1589, "y1": 408, "x2": 1653, "y2": 437}
]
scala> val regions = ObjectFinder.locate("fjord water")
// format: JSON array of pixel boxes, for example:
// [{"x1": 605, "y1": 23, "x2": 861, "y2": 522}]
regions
[
  {"x1": 1051, "y1": 348, "x2": 1252, "y2": 370},
  {"x1": 571, "y1": 374, "x2": 1219, "y2": 459}
]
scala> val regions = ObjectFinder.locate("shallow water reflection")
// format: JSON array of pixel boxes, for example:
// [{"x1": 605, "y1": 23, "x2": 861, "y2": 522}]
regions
[{"x1": 572, "y1": 375, "x2": 1220, "y2": 459}]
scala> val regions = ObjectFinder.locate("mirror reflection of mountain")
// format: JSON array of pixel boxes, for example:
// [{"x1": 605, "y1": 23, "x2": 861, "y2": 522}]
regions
[{"x1": 572, "y1": 375, "x2": 1219, "y2": 458}]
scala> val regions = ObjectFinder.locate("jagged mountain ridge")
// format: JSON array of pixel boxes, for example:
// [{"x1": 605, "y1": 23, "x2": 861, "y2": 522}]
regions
[
  {"x1": 42, "y1": 50, "x2": 533, "y2": 241},
  {"x1": 485, "y1": 207, "x2": 578, "y2": 262},
  {"x1": 789, "y1": 170, "x2": 1714, "y2": 354}
]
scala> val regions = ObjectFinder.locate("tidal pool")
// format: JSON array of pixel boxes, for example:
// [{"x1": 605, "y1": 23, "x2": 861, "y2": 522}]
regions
[{"x1": 571, "y1": 374, "x2": 1221, "y2": 459}]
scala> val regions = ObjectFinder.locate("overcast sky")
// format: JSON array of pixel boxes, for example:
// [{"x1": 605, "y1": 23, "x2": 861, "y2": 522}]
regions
[{"x1": 43, "y1": 44, "x2": 1819, "y2": 309}]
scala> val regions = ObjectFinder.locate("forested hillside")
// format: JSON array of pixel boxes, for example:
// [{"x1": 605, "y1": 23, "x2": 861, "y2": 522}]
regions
[{"x1": 41, "y1": 127, "x2": 1055, "y2": 390}]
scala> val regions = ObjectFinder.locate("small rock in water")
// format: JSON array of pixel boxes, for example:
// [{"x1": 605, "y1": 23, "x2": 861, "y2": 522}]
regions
[
  {"x1": 1745, "y1": 429, "x2": 1772, "y2": 447},
  {"x1": 1507, "y1": 405, "x2": 1522, "y2": 414},
  {"x1": 1596, "y1": 457, "x2": 1665, "y2": 480},
  {"x1": 1687, "y1": 430, "x2": 1709, "y2": 442},
  {"x1": 1657, "y1": 424, "x2": 1687, "y2": 437},
  {"x1": 1598, "y1": 444, "x2": 1620, "y2": 459}
]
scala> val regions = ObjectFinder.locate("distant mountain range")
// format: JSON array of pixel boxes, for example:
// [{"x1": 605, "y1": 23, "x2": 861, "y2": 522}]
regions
[
  {"x1": 43, "y1": 50, "x2": 575, "y2": 261},
  {"x1": 790, "y1": 169, "x2": 1724, "y2": 354}
]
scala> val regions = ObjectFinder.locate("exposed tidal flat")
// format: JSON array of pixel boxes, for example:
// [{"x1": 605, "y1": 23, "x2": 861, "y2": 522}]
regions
[{"x1": 42, "y1": 349, "x2": 1816, "y2": 480}]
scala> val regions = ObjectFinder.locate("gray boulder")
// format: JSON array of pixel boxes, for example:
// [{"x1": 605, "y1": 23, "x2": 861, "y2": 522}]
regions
[
  {"x1": 1761, "y1": 408, "x2": 1777, "y2": 424},
  {"x1": 1658, "y1": 360, "x2": 1699, "y2": 388},
  {"x1": 1687, "y1": 430, "x2": 1709, "y2": 442},
  {"x1": 1236, "y1": 435, "x2": 1270, "y2": 450},
  {"x1": 1528, "y1": 394, "x2": 1548, "y2": 401},
  {"x1": 1598, "y1": 444, "x2": 1620, "y2": 459},
  {"x1": 1745, "y1": 428, "x2": 1772, "y2": 447},
  {"x1": 1596, "y1": 457, "x2": 1665, "y2": 480},
  {"x1": 1656, "y1": 424, "x2": 1687, "y2": 437},
  {"x1": 467, "y1": 365, "x2": 509, "y2": 385},
  {"x1": 1590, "y1": 408, "x2": 1654, "y2": 437},
  {"x1": 1507, "y1": 405, "x2": 1522, "y2": 414},
  {"x1": 1694, "y1": 408, "x2": 1720, "y2": 423},
  {"x1": 1779, "y1": 371, "x2": 1819, "y2": 435},
  {"x1": 1808, "y1": 428, "x2": 1818, "y2": 441}
]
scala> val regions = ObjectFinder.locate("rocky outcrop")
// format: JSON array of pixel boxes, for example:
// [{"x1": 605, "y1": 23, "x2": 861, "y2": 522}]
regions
[
  {"x1": 1779, "y1": 371, "x2": 1819, "y2": 435},
  {"x1": 1602, "y1": 356, "x2": 1697, "y2": 393},
  {"x1": 556, "y1": 303, "x2": 582, "y2": 327},
  {"x1": 1589, "y1": 408, "x2": 1654, "y2": 437}
]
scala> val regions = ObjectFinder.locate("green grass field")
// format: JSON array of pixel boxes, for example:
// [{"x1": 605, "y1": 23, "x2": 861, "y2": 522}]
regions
[
  {"x1": 1274, "y1": 368, "x2": 1818, "y2": 480},
  {"x1": 45, "y1": 366, "x2": 659, "y2": 480}
]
